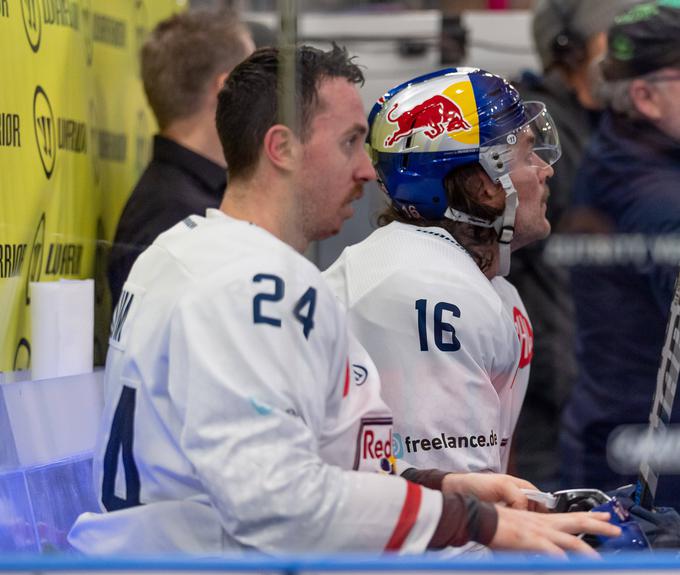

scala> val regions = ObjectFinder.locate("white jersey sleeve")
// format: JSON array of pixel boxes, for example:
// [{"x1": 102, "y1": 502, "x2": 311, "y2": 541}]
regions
[
  {"x1": 490, "y1": 277, "x2": 533, "y2": 471},
  {"x1": 165, "y1": 264, "x2": 440, "y2": 553},
  {"x1": 69, "y1": 213, "x2": 442, "y2": 555},
  {"x1": 319, "y1": 332, "x2": 397, "y2": 475}
]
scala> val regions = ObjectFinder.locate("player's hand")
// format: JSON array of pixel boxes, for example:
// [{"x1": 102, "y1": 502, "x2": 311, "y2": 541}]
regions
[
  {"x1": 441, "y1": 472, "x2": 541, "y2": 510},
  {"x1": 489, "y1": 507, "x2": 622, "y2": 557}
]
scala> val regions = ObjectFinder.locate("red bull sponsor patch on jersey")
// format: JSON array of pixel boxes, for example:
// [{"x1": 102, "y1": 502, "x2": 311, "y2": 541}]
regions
[{"x1": 354, "y1": 417, "x2": 395, "y2": 474}]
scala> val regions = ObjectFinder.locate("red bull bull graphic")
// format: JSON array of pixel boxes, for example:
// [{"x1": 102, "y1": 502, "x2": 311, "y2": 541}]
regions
[{"x1": 384, "y1": 94, "x2": 472, "y2": 147}]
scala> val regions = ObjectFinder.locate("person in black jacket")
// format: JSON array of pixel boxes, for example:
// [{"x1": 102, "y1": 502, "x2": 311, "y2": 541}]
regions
[
  {"x1": 509, "y1": 0, "x2": 638, "y2": 490},
  {"x1": 562, "y1": 1, "x2": 680, "y2": 508},
  {"x1": 107, "y1": 10, "x2": 254, "y2": 308}
]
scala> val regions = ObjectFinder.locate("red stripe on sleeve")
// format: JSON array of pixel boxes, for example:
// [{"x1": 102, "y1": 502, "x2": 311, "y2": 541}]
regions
[
  {"x1": 384, "y1": 481, "x2": 422, "y2": 551},
  {"x1": 343, "y1": 360, "x2": 350, "y2": 397}
]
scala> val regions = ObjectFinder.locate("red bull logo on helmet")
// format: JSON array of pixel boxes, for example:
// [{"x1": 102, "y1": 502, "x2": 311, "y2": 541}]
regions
[{"x1": 384, "y1": 94, "x2": 472, "y2": 147}]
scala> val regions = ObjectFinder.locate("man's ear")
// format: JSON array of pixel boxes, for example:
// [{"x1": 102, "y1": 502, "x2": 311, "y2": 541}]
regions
[
  {"x1": 212, "y1": 72, "x2": 230, "y2": 96},
  {"x1": 263, "y1": 124, "x2": 299, "y2": 171},
  {"x1": 630, "y1": 78, "x2": 663, "y2": 121}
]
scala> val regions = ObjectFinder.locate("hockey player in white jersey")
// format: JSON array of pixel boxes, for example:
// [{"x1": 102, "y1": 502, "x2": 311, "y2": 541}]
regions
[
  {"x1": 325, "y1": 68, "x2": 558, "y2": 478},
  {"x1": 69, "y1": 49, "x2": 618, "y2": 556}
]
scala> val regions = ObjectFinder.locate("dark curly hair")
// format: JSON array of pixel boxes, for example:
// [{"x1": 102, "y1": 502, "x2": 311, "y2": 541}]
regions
[{"x1": 377, "y1": 163, "x2": 504, "y2": 274}]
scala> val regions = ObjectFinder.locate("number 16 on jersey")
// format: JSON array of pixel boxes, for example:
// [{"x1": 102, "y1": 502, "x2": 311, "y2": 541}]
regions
[{"x1": 415, "y1": 299, "x2": 461, "y2": 352}]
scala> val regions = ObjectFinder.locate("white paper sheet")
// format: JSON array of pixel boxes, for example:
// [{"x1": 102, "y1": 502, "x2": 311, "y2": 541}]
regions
[{"x1": 30, "y1": 279, "x2": 94, "y2": 380}]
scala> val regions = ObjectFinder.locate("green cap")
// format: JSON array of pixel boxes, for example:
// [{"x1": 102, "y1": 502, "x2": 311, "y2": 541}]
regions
[{"x1": 601, "y1": 0, "x2": 680, "y2": 80}]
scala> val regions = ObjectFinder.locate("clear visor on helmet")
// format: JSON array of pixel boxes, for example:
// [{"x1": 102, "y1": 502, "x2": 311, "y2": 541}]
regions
[{"x1": 479, "y1": 101, "x2": 561, "y2": 181}]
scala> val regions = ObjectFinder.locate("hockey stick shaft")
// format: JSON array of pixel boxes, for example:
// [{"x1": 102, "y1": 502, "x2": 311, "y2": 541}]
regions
[{"x1": 634, "y1": 271, "x2": 680, "y2": 508}]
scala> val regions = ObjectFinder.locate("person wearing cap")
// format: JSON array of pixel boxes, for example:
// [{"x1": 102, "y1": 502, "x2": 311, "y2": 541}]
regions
[
  {"x1": 509, "y1": 0, "x2": 639, "y2": 492},
  {"x1": 561, "y1": 0, "x2": 680, "y2": 508}
]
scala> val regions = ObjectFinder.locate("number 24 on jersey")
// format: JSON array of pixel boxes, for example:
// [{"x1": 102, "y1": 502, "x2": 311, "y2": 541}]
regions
[{"x1": 253, "y1": 273, "x2": 317, "y2": 339}]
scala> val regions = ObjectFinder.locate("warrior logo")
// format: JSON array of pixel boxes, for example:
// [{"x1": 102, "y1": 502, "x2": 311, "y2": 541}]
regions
[
  {"x1": 351, "y1": 363, "x2": 368, "y2": 386},
  {"x1": 33, "y1": 86, "x2": 56, "y2": 178},
  {"x1": 25, "y1": 212, "x2": 46, "y2": 305},
  {"x1": 13, "y1": 338, "x2": 31, "y2": 371},
  {"x1": 135, "y1": 108, "x2": 150, "y2": 177},
  {"x1": 89, "y1": 99, "x2": 100, "y2": 185},
  {"x1": 133, "y1": 0, "x2": 149, "y2": 71},
  {"x1": 21, "y1": 0, "x2": 42, "y2": 52},
  {"x1": 384, "y1": 95, "x2": 471, "y2": 147},
  {"x1": 81, "y1": 0, "x2": 93, "y2": 65}
]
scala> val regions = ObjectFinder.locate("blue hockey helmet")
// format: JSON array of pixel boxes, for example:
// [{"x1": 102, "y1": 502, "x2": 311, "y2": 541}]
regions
[{"x1": 367, "y1": 67, "x2": 561, "y2": 221}]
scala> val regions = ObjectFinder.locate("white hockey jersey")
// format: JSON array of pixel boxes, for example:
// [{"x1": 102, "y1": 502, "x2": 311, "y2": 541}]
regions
[
  {"x1": 68, "y1": 210, "x2": 443, "y2": 555},
  {"x1": 324, "y1": 222, "x2": 532, "y2": 474}
]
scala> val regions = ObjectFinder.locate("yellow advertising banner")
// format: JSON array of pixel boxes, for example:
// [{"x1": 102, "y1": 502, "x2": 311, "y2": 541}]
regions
[{"x1": 0, "y1": 0, "x2": 184, "y2": 372}]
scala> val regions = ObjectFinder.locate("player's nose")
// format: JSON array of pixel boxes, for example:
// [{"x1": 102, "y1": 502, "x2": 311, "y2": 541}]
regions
[
  {"x1": 536, "y1": 155, "x2": 554, "y2": 181},
  {"x1": 356, "y1": 148, "x2": 377, "y2": 182},
  {"x1": 542, "y1": 162, "x2": 554, "y2": 180}
]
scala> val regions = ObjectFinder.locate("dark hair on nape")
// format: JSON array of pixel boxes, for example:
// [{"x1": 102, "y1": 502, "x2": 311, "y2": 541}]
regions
[
  {"x1": 216, "y1": 44, "x2": 364, "y2": 181},
  {"x1": 377, "y1": 163, "x2": 503, "y2": 274}
]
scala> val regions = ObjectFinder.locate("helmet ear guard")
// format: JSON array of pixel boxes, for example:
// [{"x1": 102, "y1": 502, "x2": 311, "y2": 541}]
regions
[{"x1": 373, "y1": 147, "x2": 461, "y2": 221}]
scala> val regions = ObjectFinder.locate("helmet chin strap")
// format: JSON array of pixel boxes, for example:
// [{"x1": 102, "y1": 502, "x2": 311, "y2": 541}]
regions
[
  {"x1": 443, "y1": 172, "x2": 518, "y2": 277},
  {"x1": 495, "y1": 173, "x2": 517, "y2": 277}
]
